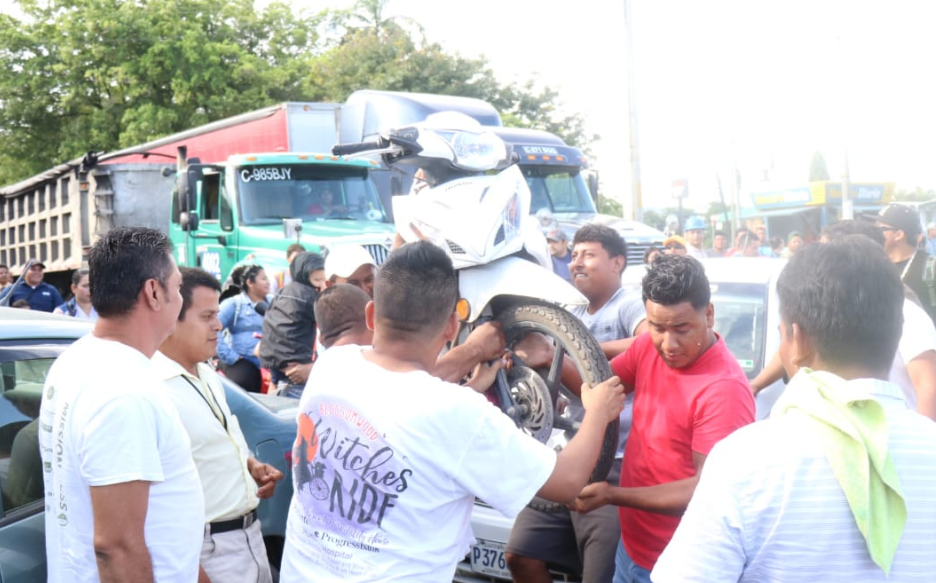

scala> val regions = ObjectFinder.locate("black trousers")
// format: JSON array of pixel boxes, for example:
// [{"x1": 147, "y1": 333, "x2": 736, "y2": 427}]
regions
[{"x1": 220, "y1": 359, "x2": 262, "y2": 393}]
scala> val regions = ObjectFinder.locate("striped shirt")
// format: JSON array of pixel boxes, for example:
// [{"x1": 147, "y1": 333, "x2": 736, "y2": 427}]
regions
[{"x1": 652, "y1": 378, "x2": 936, "y2": 583}]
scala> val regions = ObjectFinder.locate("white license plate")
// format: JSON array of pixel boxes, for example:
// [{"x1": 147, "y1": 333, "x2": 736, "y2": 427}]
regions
[{"x1": 470, "y1": 538, "x2": 510, "y2": 579}]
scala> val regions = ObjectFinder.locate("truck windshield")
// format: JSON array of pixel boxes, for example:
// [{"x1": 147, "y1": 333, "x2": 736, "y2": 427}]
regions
[
  {"x1": 523, "y1": 167, "x2": 596, "y2": 214},
  {"x1": 236, "y1": 164, "x2": 388, "y2": 226}
]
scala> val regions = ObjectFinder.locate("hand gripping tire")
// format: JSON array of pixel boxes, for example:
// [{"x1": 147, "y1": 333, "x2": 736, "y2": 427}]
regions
[{"x1": 496, "y1": 301, "x2": 619, "y2": 485}]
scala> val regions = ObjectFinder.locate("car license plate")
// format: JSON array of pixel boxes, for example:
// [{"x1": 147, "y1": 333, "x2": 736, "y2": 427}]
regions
[{"x1": 470, "y1": 538, "x2": 510, "y2": 579}]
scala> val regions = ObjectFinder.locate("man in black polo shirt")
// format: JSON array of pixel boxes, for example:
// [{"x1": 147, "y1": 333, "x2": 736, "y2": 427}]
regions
[
  {"x1": 876, "y1": 203, "x2": 936, "y2": 326},
  {"x1": 0, "y1": 260, "x2": 64, "y2": 312}
]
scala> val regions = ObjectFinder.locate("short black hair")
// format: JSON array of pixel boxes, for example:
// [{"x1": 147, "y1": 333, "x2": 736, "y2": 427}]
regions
[
  {"x1": 642, "y1": 245, "x2": 661, "y2": 264},
  {"x1": 373, "y1": 241, "x2": 457, "y2": 340},
  {"x1": 573, "y1": 224, "x2": 629, "y2": 262},
  {"x1": 714, "y1": 230, "x2": 728, "y2": 238},
  {"x1": 0, "y1": 264, "x2": 8, "y2": 270},
  {"x1": 88, "y1": 227, "x2": 174, "y2": 318},
  {"x1": 71, "y1": 268, "x2": 89, "y2": 286},
  {"x1": 777, "y1": 235, "x2": 902, "y2": 373},
  {"x1": 642, "y1": 254, "x2": 710, "y2": 310},
  {"x1": 233, "y1": 264, "x2": 264, "y2": 288},
  {"x1": 822, "y1": 219, "x2": 885, "y2": 247},
  {"x1": 179, "y1": 267, "x2": 221, "y2": 321},
  {"x1": 314, "y1": 284, "x2": 370, "y2": 348}
]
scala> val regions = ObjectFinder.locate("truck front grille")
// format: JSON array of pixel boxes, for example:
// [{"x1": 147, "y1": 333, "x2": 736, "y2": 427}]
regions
[
  {"x1": 627, "y1": 240, "x2": 665, "y2": 265},
  {"x1": 365, "y1": 244, "x2": 391, "y2": 265}
]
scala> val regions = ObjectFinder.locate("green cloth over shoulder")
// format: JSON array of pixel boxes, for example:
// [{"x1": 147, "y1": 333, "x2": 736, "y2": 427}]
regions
[{"x1": 771, "y1": 368, "x2": 906, "y2": 574}]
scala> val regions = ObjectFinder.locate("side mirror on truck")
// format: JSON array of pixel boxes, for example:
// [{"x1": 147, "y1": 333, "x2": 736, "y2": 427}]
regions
[
  {"x1": 180, "y1": 211, "x2": 200, "y2": 231},
  {"x1": 588, "y1": 172, "x2": 600, "y2": 204}
]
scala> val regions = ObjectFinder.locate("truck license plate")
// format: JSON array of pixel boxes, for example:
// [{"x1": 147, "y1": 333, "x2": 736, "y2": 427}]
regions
[{"x1": 470, "y1": 538, "x2": 510, "y2": 579}]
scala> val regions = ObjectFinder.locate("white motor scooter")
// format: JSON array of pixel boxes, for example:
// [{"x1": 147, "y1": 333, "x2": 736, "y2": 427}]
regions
[{"x1": 333, "y1": 113, "x2": 617, "y2": 481}]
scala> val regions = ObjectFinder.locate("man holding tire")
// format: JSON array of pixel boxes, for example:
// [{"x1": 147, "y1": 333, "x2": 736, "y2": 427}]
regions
[
  {"x1": 279, "y1": 241, "x2": 627, "y2": 583},
  {"x1": 572, "y1": 255, "x2": 755, "y2": 583},
  {"x1": 508, "y1": 224, "x2": 647, "y2": 583}
]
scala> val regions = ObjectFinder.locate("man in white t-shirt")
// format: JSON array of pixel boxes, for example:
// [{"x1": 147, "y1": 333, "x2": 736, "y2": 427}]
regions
[
  {"x1": 155, "y1": 267, "x2": 284, "y2": 583},
  {"x1": 280, "y1": 241, "x2": 626, "y2": 583},
  {"x1": 39, "y1": 227, "x2": 204, "y2": 583}
]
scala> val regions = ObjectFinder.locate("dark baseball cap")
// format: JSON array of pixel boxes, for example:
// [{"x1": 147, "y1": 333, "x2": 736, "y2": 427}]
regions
[
  {"x1": 27, "y1": 259, "x2": 45, "y2": 269},
  {"x1": 877, "y1": 204, "x2": 922, "y2": 237},
  {"x1": 545, "y1": 229, "x2": 568, "y2": 242}
]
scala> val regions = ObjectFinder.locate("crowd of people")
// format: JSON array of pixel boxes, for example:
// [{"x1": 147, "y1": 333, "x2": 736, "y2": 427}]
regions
[
  {"x1": 21, "y1": 200, "x2": 936, "y2": 583},
  {"x1": 634, "y1": 217, "x2": 805, "y2": 264}
]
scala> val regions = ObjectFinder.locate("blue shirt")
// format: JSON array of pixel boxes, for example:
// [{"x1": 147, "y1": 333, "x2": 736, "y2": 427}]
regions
[
  {"x1": 551, "y1": 253, "x2": 572, "y2": 283},
  {"x1": 0, "y1": 282, "x2": 64, "y2": 312},
  {"x1": 926, "y1": 236, "x2": 936, "y2": 257},
  {"x1": 217, "y1": 292, "x2": 272, "y2": 368}
]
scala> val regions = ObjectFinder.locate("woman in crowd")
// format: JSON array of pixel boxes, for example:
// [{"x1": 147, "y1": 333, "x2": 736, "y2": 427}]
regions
[
  {"x1": 53, "y1": 268, "x2": 98, "y2": 321},
  {"x1": 217, "y1": 264, "x2": 272, "y2": 392}
]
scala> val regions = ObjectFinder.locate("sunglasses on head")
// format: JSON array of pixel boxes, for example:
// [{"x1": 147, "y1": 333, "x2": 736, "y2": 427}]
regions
[{"x1": 666, "y1": 244, "x2": 685, "y2": 250}]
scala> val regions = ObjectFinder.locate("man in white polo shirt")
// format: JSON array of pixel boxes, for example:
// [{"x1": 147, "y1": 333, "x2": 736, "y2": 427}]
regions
[{"x1": 154, "y1": 266, "x2": 284, "y2": 583}]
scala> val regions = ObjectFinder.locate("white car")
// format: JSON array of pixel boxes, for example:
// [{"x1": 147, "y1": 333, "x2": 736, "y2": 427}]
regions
[{"x1": 454, "y1": 257, "x2": 787, "y2": 582}]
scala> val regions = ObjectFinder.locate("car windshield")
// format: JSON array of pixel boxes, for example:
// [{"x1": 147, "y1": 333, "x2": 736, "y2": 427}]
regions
[
  {"x1": 711, "y1": 282, "x2": 769, "y2": 380},
  {"x1": 523, "y1": 167, "x2": 596, "y2": 214},
  {"x1": 236, "y1": 164, "x2": 388, "y2": 226}
]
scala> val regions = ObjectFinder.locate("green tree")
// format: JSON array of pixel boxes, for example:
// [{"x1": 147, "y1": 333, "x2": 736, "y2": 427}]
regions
[
  {"x1": 641, "y1": 209, "x2": 667, "y2": 231},
  {"x1": 0, "y1": 0, "x2": 597, "y2": 187},
  {"x1": 0, "y1": 0, "x2": 318, "y2": 185},
  {"x1": 809, "y1": 150, "x2": 830, "y2": 181},
  {"x1": 893, "y1": 187, "x2": 936, "y2": 202},
  {"x1": 597, "y1": 195, "x2": 623, "y2": 217}
]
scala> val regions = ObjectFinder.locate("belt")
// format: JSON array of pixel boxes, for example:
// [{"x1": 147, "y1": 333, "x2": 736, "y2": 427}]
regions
[{"x1": 209, "y1": 510, "x2": 258, "y2": 535}]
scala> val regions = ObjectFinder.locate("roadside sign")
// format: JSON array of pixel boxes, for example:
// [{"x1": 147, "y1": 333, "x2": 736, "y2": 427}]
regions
[{"x1": 672, "y1": 179, "x2": 688, "y2": 200}]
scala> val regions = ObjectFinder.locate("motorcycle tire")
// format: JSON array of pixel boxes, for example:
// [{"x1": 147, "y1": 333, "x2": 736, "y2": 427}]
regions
[{"x1": 495, "y1": 301, "x2": 619, "y2": 485}]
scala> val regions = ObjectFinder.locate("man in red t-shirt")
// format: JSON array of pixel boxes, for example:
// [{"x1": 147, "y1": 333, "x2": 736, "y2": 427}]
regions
[{"x1": 572, "y1": 255, "x2": 754, "y2": 583}]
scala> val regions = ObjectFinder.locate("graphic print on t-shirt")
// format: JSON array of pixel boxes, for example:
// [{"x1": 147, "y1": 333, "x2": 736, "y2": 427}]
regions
[{"x1": 292, "y1": 402, "x2": 414, "y2": 576}]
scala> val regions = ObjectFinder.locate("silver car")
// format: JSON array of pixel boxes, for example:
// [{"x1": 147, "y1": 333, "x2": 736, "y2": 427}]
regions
[{"x1": 0, "y1": 308, "x2": 298, "y2": 582}]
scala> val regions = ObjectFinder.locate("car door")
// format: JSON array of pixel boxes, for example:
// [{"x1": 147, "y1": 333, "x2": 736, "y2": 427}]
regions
[{"x1": 0, "y1": 342, "x2": 70, "y2": 583}]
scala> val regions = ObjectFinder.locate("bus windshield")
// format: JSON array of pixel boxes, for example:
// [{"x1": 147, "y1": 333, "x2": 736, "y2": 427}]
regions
[
  {"x1": 523, "y1": 166, "x2": 596, "y2": 214},
  {"x1": 236, "y1": 164, "x2": 388, "y2": 226}
]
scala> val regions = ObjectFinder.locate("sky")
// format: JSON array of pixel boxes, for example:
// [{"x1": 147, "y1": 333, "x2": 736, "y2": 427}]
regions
[{"x1": 286, "y1": 0, "x2": 936, "y2": 215}]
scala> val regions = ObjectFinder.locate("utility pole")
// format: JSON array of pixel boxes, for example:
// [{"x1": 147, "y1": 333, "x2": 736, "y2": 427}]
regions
[
  {"x1": 842, "y1": 142, "x2": 852, "y2": 219},
  {"x1": 624, "y1": 0, "x2": 642, "y2": 222}
]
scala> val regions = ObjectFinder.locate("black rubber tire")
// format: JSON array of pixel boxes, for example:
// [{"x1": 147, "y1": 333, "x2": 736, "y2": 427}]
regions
[{"x1": 496, "y1": 301, "x2": 619, "y2": 485}]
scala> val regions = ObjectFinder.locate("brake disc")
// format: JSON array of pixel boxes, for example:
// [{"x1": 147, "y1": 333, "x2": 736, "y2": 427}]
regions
[{"x1": 506, "y1": 365, "x2": 554, "y2": 443}]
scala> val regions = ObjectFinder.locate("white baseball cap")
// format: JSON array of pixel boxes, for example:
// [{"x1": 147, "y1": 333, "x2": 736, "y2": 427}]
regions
[{"x1": 324, "y1": 245, "x2": 377, "y2": 279}]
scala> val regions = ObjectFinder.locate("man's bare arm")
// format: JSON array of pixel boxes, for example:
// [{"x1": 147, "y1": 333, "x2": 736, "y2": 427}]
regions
[
  {"x1": 91, "y1": 480, "x2": 155, "y2": 583},
  {"x1": 433, "y1": 322, "x2": 505, "y2": 383},
  {"x1": 537, "y1": 376, "x2": 626, "y2": 503},
  {"x1": 572, "y1": 452, "x2": 707, "y2": 516},
  {"x1": 906, "y1": 350, "x2": 936, "y2": 421},
  {"x1": 751, "y1": 350, "x2": 784, "y2": 395},
  {"x1": 598, "y1": 320, "x2": 648, "y2": 360}
]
